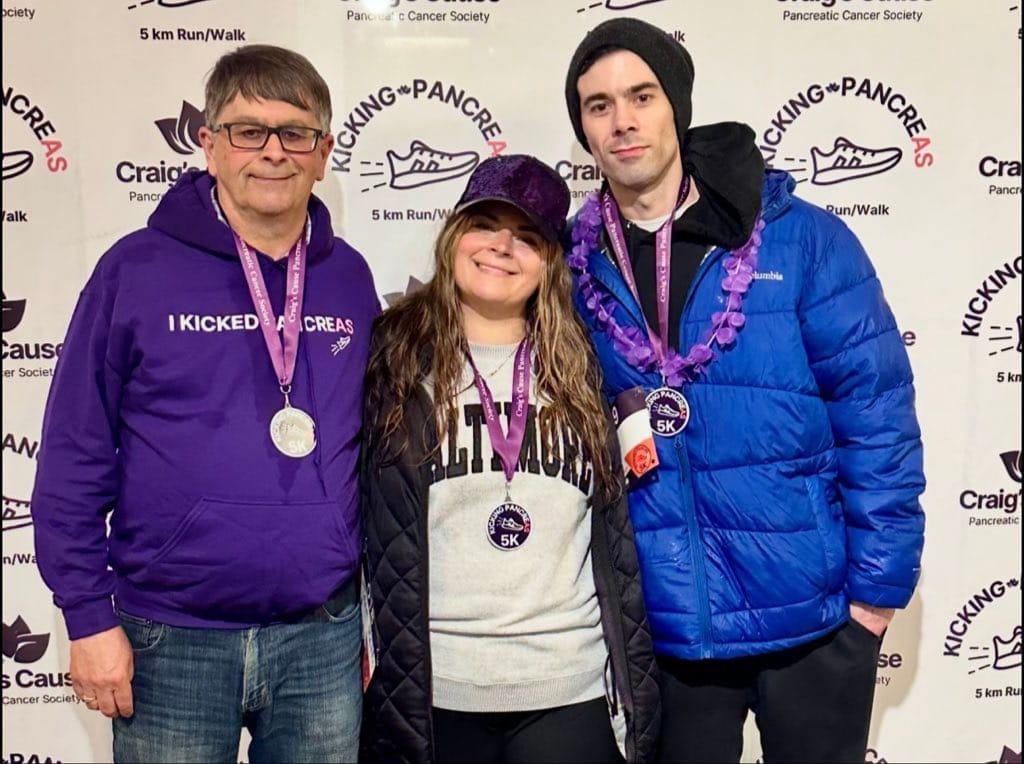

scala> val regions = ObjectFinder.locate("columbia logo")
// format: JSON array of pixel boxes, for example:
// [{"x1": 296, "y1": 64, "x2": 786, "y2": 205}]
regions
[{"x1": 754, "y1": 271, "x2": 783, "y2": 282}]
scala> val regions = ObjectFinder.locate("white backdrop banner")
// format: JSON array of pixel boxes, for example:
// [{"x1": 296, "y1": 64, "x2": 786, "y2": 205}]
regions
[{"x1": 2, "y1": 1, "x2": 1021, "y2": 763}]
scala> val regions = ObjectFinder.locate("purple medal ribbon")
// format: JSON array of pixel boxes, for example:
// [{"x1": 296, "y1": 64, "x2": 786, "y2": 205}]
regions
[
  {"x1": 466, "y1": 339, "x2": 532, "y2": 500},
  {"x1": 231, "y1": 224, "x2": 309, "y2": 401},
  {"x1": 600, "y1": 176, "x2": 691, "y2": 374}
]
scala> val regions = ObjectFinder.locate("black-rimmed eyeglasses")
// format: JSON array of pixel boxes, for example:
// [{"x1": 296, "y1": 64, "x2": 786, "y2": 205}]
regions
[{"x1": 212, "y1": 123, "x2": 325, "y2": 153}]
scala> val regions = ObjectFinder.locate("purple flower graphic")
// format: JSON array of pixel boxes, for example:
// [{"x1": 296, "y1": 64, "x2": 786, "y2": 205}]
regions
[
  {"x1": 2, "y1": 616, "x2": 50, "y2": 664},
  {"x1": 2, "y1": 292, "x2": 27, "y2": 333},
  {"x1": 155, "y1": 101, "x2": 205, "y2": 155}
]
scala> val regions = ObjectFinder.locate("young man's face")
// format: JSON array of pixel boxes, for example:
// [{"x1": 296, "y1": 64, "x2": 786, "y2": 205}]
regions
[
  {"x1": 199, "y1": 94, "x2": 334, "y2": 226},
  {"x1": 577, "y1": 50, "x2": 681, "y2": 198}
]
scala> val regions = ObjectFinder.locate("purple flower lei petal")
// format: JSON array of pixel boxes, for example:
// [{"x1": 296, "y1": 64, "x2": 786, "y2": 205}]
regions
[{"x1": 569, "y1": 194, "x2": 764, "y2": 387}]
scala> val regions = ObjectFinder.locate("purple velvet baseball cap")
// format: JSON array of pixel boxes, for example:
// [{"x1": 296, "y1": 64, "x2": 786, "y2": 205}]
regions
[{"x1": 455, "y1": 154, "x2": 571, "y2": 244}]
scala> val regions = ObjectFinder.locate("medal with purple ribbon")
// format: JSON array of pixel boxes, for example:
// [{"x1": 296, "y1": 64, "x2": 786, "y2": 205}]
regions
[
  {"x1": 602, "y1": 178, "x2": 694, "y2": 436},
  {"x1": 467, "y1": 340, "x2": 532, "y2": 551},
  {"x1": 645, "y1": 387, "x2": 690, "y2": 437},
  {"x1": 233, "y1": 222, "x2": 316, "y2": 458}
]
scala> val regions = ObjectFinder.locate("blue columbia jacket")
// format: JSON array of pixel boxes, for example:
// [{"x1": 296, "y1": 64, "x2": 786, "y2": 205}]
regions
[{"x1": 573, "y1": 170, "x2": 925, "y2": 660}]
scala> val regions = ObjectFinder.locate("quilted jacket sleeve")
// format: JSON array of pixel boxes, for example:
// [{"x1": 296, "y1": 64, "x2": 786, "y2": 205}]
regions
[
  {"x1": 360, "y1": 383, "x2": 436, "y2": 764},
  {"x1": 797, "y1": 211, "x2": 925, "y2": 609}
]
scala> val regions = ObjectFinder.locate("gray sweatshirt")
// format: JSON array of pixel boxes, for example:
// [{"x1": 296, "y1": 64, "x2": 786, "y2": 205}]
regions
[{"x1": 425, "y1": 341, "x2": 607, "y2": 712}]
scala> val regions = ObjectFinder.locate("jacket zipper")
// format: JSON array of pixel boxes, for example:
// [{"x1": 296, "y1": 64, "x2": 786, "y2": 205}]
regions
[
  {"x1": 677, "y1": 246, "x2": 727, "y2": 659},
  {"x1": 592, "y1": 238, "x2": 728, "y2": 659}
]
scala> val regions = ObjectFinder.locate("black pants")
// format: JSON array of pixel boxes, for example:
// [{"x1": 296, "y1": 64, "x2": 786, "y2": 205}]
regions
[
  {"x1": 432, "y1": 697, "x2": 622, "y2": 763},
  {"x1": 657, "y1": 620, "x2": 881, "y2": 764}
]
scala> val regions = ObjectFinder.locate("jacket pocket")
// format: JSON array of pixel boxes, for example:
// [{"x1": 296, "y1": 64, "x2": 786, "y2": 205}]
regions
[
  {"x1": 804, "y1": 476, "x2": 848, "y2": 593},
  {"x1": 141, "y1": 497, "x2": 357, "y2": 622}
]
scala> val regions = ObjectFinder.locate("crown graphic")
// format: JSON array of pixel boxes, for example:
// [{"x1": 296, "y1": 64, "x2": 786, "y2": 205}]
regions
[
  {"x1": 155, "y1": 100, "x2": 205, "y2": 155},
  {"x1": 810, "y1": 137, "x2": 902, "y2": 186},
  {"x1": 2, "y1": 616, "x2": 50, "y2": 663},
  {"x1": 1001, "y1": 746, "x2": 1022, "y2": 764},
  {"x1": 1, "y1": 496, "x2": 32, "y2": 532},
  {"x1": 991, "y1": 625, "x2": 1022, "y2": 671},
  {"x1": 385, "y1": 140, "x2": 479, "y2": 190},
  {"x1": 2, "y1": 149, "x2": 34, "y2": 181}
]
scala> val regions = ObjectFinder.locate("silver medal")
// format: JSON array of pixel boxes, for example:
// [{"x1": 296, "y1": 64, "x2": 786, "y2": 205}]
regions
[{"x1": 270, "y1": 406, "x2": 317, "y2": 458}]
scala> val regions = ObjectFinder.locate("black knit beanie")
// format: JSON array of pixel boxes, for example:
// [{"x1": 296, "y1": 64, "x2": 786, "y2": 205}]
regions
[{"x1": 565, "y1": 18, "x2": 695, "y2": 154}]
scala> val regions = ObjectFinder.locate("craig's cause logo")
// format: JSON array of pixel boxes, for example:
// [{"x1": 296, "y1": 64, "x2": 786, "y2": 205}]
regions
[
  {"x1": 332, "y1": 77, "x2": 507, "y2": 224},
  {"x1": 116, "y1": 99, "x2": 205, "y2": 203},
  {"x1": 978, "y1": 153, "x2": 1021, "y2": 196},
  {"x1": 2, "y1": 616, "x2": 80, "y2": 704},
  {"x1": 959, "y1": 450, "x2": 1022, "y2": 529},
  {"x1": 942, "y1": 576, "x2": 1023, "y2": 700},
  {"x1": 2, "y1": 291, "x2": 64, "y2": 377},
  {"x1": 960, "y1": 256, "x2": 1022, "y2": 384},
  {"x1": 759, "y1": 76, "x2": 934, "y2": 214}
]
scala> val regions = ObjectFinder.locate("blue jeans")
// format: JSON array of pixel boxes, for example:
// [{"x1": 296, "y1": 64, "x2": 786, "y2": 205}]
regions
[{"x1": 112, "y1": 580, "x2": 362, "y2": 764}]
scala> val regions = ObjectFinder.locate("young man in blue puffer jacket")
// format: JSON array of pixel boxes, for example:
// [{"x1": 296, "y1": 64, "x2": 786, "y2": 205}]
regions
[{"x1": 563, "y1": 18, "x2": 925, "y2": 764}]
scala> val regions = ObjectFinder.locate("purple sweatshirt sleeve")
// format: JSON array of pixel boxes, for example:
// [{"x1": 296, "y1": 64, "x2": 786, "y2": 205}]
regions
[{"x1": 32, "y1": 264, "x2": 127, "y2": 640}]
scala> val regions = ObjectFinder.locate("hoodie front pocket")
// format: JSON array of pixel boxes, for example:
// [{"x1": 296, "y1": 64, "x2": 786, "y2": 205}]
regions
[{"x1": 142, "y1": 497, "x2": 357, "y2": 622}]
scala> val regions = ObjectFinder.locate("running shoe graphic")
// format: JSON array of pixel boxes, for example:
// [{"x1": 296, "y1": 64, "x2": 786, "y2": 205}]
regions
[
  {"x1": 577, "y1": 0, "x2": 666, "y2": 11},
  {"x1": 2, "y1": 292, "x2": 26, "y2": 333},
  {"x1": 651, "y1": 402, "x2": 681, "y2": 418},
  {"x1": 128, "y1": 0, "x2": 215, "y2": 9},
  {"x1": 384, "y1": 140, "x2": 479, "y2": 190},
  {"x1": 809, "y1": 136, "x2": 902, "y2": 186},
  {"x1": 987, "y1": 315, "x2": 1022, "y2": 356},
  {"x1": 497, "y1": 516, "x2": 525, "y2": 532},
  {"x1": 2, "y1": 496, "x2": 32, "y2": 532},
  {"x1": 2, "y1": 150, "x2": 34, "y2": 181}
]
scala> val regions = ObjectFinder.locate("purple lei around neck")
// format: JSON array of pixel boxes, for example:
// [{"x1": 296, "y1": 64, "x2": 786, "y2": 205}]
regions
[{"x1": 568, "y1": 192, "x2": 765, "y2": 388}]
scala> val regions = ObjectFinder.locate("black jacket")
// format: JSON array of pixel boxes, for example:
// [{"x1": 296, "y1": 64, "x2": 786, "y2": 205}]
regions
[{"x1": 360, "y1": 380, "x2": 661, "y2": 763}]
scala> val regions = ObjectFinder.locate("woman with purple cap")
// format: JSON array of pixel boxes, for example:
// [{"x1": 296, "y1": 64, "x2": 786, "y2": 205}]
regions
[{"x1": 360, "y1": 155, "x2": 660, "y2": 763}]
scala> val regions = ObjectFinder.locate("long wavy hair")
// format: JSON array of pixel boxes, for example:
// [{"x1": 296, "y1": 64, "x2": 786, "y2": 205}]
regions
[{"x1": 364, "y1": 210, "x2": 619, "y2": 505}]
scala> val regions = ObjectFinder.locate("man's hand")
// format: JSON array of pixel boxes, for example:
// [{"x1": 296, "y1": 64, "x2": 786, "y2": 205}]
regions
[
  {"x1": 849, "y1": 601, "x2": 895, "y2": 638},
  {"x1": 70, "y1": 626, "x2": 134, "y2": 718}
]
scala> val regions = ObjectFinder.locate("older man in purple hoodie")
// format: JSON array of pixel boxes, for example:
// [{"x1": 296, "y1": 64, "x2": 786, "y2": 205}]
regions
[{"x1": 31, "y1": 45, "x2": 378, "y2": 763}]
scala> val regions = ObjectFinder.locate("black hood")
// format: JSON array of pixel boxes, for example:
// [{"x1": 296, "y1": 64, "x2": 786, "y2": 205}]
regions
[{"x1": 681, "y1": 122, "x2": 765, "y2": 250}]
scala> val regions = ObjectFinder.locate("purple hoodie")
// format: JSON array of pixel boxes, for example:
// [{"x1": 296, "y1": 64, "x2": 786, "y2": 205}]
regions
[{"x1": 32, "y1": 170, "x2": 380, "y2": 640}]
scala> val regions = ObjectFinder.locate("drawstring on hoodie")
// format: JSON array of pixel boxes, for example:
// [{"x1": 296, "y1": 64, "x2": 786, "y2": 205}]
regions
[{"x1": 302, "y1": 336, "x2": 330, "y2": 497}]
